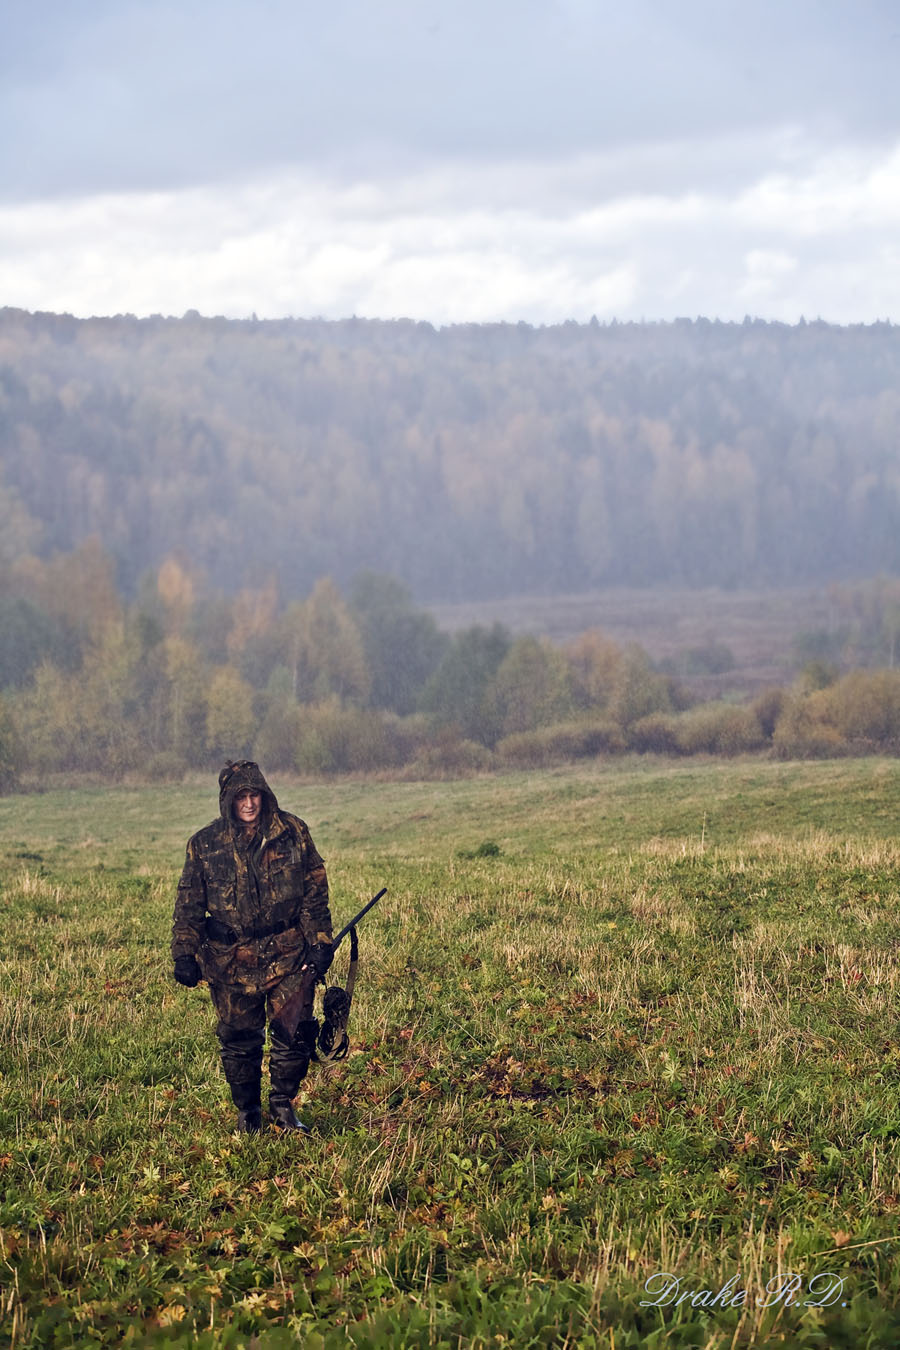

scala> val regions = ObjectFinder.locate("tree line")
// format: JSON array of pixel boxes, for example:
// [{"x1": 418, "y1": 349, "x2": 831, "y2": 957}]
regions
[
  {"x1": 1, "y1": 309, "x2": 900, "y2": 601},
  {"x1": 4, "y1": 541, "x2": 900, "y2": 789}
]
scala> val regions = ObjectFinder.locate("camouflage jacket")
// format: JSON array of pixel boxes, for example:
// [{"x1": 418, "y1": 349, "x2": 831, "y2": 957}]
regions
[{"x1": 171, "y1": 762, "x2": 332, "y2": 991}]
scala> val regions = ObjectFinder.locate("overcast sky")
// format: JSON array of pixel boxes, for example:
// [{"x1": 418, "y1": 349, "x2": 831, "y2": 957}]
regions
[{"x1": 2, "y1": 0, "x2": 898, "y2": 324}]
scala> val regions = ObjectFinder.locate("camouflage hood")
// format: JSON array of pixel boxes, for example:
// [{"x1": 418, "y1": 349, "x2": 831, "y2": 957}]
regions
[{"x1": 217, "y1": 760, "x2": 279, "y2": 834}]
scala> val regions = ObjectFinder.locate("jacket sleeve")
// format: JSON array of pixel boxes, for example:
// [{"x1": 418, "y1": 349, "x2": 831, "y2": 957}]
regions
[
  {"x1": 301, "y1": 827, "x2": 332, "y2": 946},
  {"x1": 171, "y1": 837, "x2": 208, "y2": 961}
]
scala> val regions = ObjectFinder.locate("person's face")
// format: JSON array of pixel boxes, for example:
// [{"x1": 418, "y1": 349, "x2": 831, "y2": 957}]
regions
[{"x1": 234, "y1": 789, "x2": 262, "y2": 829}]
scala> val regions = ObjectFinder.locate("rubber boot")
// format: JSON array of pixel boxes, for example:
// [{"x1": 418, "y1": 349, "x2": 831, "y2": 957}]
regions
[
  {"x1": 269, "y1": 1096, "x2": 311, "y2": 1133},
  {"x1": 218, "y1": 1024, "x2": 265, "y2": 1134},
  {"x1": 269, "y1": 1019, "x2": 313, "y2": 1133},
  {"x1": 230, "y1": 1075, "x2": 263, "y2": 1133}
]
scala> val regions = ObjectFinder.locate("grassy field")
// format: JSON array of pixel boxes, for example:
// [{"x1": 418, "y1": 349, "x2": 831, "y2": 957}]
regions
[{"x1": 2, "y1": 757, "x2": 900, "y2": 1347}]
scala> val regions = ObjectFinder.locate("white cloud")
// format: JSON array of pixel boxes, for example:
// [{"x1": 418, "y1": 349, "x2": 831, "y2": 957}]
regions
[
  {"x1": 1, "y1": 138, "x2": 899, "y2": 324},
  {"x1": 737, "y1": 251, "x2": 798, "y2": 306},
  {"x1": 735, "y1": 145, "x2": 900, "y2": 236}
]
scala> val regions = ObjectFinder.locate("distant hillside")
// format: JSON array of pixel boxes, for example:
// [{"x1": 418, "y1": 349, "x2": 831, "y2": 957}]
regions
[{"x1": 1, "y1": 308, "x2": 899, "y2": 599}]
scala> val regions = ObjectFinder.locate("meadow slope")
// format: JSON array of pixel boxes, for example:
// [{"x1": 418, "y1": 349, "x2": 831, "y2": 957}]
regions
[{"x1": 2, "y1": 758, "x2": 900, "y2": 1347}]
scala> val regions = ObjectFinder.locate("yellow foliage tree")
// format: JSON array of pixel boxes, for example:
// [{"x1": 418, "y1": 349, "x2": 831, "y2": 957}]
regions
[
  {"x1": 206, "y1": 666, "x2": 257, "y2": 759},
  {"x1": 282, "y1": 577, "x2": 370, "y2": 704},
  {"x1": 485, "y1": 637, "x2": 573, "y2": 738},
  {"x1": 16, "y1": 537, "x2": 121, "y2": 642},
  {"x1": 163, "y1": 636, "x2": 208, "y2": 761},
  {"x1": 13, "y1": 661, "x2": 81, "y2": 773},
  {"x1": 226, "y1": 578, "x2": 279, "y2": 662},
  {"x1": 157, "y1": 555, "x2": 196, "y2": 635},
  {"x1": 566, "y1": 629, "x2": 625, "y2": 709}
]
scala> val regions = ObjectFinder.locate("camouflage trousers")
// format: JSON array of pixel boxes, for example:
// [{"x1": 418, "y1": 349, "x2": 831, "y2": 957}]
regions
[{"x1": 208, "y1": 965, "x2": 316, "y2": 1110}]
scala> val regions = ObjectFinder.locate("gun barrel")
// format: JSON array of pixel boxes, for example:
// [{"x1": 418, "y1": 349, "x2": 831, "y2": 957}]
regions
[{"x1": 333, "y1": 887, "x2": 387, "y2": 948}]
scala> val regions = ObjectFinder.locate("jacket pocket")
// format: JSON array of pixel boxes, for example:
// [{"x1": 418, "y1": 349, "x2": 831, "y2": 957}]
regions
[
  {"x1": 271, "y1": 923, "x2": 305, "y2": 956},
  {"x1": 198, "y1": 937, "x2": 237, "y2": 983},
  {"x1": 266, "y1": 850, "x2": 306, "y2": 902}
]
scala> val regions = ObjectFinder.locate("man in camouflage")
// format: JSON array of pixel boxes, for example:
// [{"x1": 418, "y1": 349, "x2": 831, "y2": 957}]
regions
[{"x1": 171, "y1": 760, "x2": 333, "y2": 1134}]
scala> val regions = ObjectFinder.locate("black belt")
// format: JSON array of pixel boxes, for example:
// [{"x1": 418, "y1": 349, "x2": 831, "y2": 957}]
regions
[{"x1": 205, "y1": 916, "x2": 293, "y2": 945}]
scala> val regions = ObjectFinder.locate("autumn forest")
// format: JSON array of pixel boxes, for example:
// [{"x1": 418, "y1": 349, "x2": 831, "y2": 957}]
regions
[
  {"x1": 3, "y1": 308, "x2": 900, "y2": 598},
  {"x1": 2, "y1": 307, "x2": 900, "y2": 782}
]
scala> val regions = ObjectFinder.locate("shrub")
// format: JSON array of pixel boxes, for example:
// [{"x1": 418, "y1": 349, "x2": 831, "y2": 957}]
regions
[
  {"x1": 404, "y1": 732, "x2": 495, "y2": 778},
  {"x1": 293, "y1": 699, "x2": 411, "y2": 774},
  {"x1": 771, "y1": 670, "x2": 900, "y2": 759},
  {"x1": 458, "y1": 839, "x2": 502, "y2": 858},
  {"x1": 674, "y1": 703, "x2": 766, "y2": 756},
  {"x1": 628, "y1": 713, "x2": 683, "y2": 754},
  {"x1": 630, "y1": 705, "x2": 765, "y2": 757},
  {"x1": 496, "y1": 720, "x2": 625, "y2": 768},
  {"x1": 820, "y1": 669, "x2": 900, "y2": 745},
  {"x1": 381, "y1": 712, "x2": 433, "y2": 764},
  {"x1": 772, "y1": 693, "x2": 849, "y2": 760}
]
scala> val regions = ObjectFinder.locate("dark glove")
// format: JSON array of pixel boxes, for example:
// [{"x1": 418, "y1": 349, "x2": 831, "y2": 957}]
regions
[
  {"x1": 309, "y1": 942, "x2": 334, "y2": 978},
  {"x1": 173, "y1": 954, "x2": 201, "y2": 987}
]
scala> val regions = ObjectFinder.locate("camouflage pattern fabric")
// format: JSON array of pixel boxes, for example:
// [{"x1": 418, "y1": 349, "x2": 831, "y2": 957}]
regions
[
  {"x1": 208, "y1": 960, "x2": 316, "y2": 1036},
  {"x1": 171, "y1": 760, "x2": 332, "y2": 991},
  {"x1": 208, "y1": 965, "x2": 317, "y2": 1106},
  {"x1": 171, "y1": 760, "x2": 333, "y2": 1112}
]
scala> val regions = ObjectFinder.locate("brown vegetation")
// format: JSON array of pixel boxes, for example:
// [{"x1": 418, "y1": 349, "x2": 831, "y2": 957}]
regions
[{"x1": 4, "y1": 538, "x2": 900, "y2": 785}]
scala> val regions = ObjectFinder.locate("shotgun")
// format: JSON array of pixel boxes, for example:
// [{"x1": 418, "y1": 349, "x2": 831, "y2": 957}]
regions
[{"x1": 271, "y1": 888, "x2": 387, "y2": 1052}]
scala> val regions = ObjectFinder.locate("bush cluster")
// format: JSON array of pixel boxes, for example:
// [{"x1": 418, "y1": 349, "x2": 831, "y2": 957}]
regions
[{"x1": 4, "y1": 539, "x2": 900, "y2": 786}]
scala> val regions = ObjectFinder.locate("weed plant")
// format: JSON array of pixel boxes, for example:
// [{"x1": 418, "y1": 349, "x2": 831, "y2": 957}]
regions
[{"x1": 2, "y1": 758, "x2": 900, "y2": 1346}]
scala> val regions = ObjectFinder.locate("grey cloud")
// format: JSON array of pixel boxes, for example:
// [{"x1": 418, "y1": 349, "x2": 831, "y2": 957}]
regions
[{"x1": 2, "y1": 0, "x2": 898, "y2": 202}]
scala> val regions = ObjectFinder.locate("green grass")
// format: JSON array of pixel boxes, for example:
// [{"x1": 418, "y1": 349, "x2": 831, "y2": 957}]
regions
[{"x1": 2, "y1": 757, "x2": 900, "y2": 1346}]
